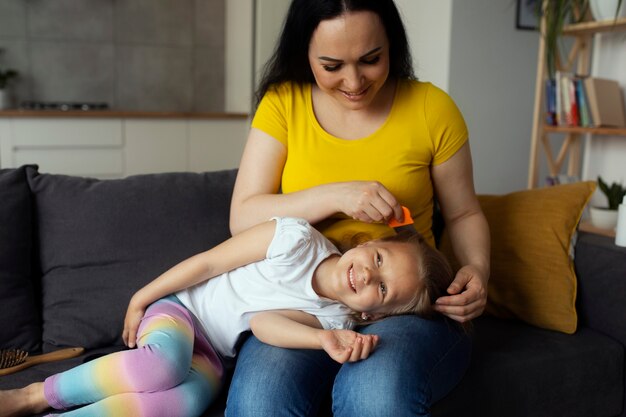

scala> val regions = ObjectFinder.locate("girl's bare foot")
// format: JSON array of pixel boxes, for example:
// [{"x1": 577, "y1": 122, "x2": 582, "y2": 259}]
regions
[{"x1": 0, "y1": 383, "x2": 49, "y2": 417}]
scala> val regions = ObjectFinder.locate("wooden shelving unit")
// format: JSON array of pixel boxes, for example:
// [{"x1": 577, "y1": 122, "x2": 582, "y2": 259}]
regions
[
  {"x1": 561, "y1": 16, "x2": 626, "y2": 34},
  {"x1": 527, "y1": 12, "x2": 626, "y2": 189},
  {"x1": 579, "y1": 220, "x2": 616, "y2": 237}
]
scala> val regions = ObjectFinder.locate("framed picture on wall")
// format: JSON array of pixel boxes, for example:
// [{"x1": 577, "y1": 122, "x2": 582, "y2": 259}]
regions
[{"x1": 517, "y1": 0, "x2": 540, "y2": 30}]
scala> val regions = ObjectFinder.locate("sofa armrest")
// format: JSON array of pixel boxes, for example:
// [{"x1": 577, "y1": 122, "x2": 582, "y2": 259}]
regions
[{"x1": 575, "y1": 231, "x2": 626, "y2": 346}]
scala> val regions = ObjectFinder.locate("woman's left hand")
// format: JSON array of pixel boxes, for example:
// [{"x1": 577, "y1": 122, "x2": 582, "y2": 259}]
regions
[{"x1": 433, "y1": 264, "x2": 488, "y2": 322}]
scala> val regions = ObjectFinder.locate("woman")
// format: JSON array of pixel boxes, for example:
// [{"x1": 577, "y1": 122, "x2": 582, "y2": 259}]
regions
[{"x1": 227, "y1": 0, "x2": 490, "y2": 416}]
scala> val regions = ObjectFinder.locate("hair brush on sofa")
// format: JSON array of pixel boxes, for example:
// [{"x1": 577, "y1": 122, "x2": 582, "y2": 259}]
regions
[{"x1": 0, "y1": 347, "x2": 84, "y2": 376}]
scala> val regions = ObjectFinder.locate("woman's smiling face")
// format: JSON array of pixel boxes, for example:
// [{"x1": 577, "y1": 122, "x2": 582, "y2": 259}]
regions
[{"x1": 308, "y1": 10, "x2": 390, "y2": 111}]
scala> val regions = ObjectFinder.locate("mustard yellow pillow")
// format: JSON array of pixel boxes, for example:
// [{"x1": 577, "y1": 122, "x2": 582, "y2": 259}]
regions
[{"x1": 440, "y1": 181, "x2": 596, "y2": 334}]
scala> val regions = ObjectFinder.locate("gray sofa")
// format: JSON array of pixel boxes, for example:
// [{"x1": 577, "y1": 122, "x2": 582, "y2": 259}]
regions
[{"x1": 0, "y1": 165, "x2": 624, "y2": 417}]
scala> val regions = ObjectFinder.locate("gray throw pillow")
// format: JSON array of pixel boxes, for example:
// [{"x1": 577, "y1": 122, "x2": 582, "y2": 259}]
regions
[
  {"x1": 26, "y1": 167, "x2": 236, "y2": 351},
  {"x1": 0, "y1": 166, "x2": 41, "y2": 352}
]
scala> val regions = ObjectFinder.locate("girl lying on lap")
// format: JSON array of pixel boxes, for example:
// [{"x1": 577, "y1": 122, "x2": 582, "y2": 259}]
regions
[{"x1": 1, "y1": 216, "x2": 453, "y2": 417}]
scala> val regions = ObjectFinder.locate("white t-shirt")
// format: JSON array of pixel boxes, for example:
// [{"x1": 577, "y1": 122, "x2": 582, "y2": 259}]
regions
[{"x1": 176, "y1": 217, "x2": 354, "y2": 358}]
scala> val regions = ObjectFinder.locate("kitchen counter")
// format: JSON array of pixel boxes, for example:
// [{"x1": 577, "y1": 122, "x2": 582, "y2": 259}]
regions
[
  {"x1": 0, "y1": 110, "x2": 249, "y2": 119},
  {"x1": 0, "y1": 111, "x2": 250, "y2": 177}
]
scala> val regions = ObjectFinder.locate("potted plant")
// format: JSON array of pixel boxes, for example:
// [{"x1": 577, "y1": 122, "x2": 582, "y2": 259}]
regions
[
  {"x1": 539, "y1": 0, "x2": 623, "y2": 79},
  {"x1": 0, "y1": 68, "x2": 18, "y2": 110},
  {"x1": 589, "y1": 176, "x2": 626, "y2": 229},
  {"x1": 590, "y1": 0, "x2": 626, "y2": 20}
]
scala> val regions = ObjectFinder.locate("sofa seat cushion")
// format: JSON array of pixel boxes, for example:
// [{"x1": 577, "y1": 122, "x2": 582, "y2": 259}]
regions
[
  {"x1": 432, "y1": 316, "x2": 624, "y2": 417},
  {"x1": 0, "y1": 166, "x2": 41, "y2": 352},
  {"x1": 26, "y1": 167, "x2": 237, "y2": 351}
]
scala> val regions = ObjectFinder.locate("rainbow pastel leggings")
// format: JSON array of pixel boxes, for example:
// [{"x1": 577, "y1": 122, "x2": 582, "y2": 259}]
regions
[{"x1": 43, "y1": 296, "x2": 224, "y2": 417}]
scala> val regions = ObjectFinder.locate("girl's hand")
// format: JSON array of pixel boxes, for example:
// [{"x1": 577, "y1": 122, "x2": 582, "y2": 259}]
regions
[
  {"x1": 434, "y1": 264, "x2": 488, "y2": 322},
  {"x1": 319, "y1": 329, "x2": 379, "y2": 363},
  {"x1": 339, "y1": 181, "x2": 403, "y2": 224},
  {"x1": 122, "y1": 301, "x2": 146, "y2": 348}
]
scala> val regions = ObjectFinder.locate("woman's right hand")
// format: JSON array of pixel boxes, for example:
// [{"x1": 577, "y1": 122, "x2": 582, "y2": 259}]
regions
[
  {"x1": 231, "y1": 130, "x2": 404, "y2": 231},
  {"x1": 338, "y1": 181, "x2": 403, "y2": 224},
  {"x1": 122, "y1": 299, "x2": 145, "y2": 349}
]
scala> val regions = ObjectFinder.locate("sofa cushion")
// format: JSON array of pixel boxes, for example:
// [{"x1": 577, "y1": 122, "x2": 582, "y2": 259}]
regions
[
  {"x1": 575, "y1": 231, "x2": 626, "y2": 347},
  {"x1": 431, "y1": 316, "x2": 624, "y2": 417},
  {"x1": 0, "y1": 166, "x2": 41, "y2": 352},
  {"x1": 26, "y1": 167, "x2": 236, "y2": 351},
  {"x1": 440, "y1": 181, "x2": 595, "y2": 334}
]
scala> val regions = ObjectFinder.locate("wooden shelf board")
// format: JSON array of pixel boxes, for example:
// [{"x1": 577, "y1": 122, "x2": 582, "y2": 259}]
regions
[
  {"x1": 543, "y1": 125, "x2": 626, "y2": 136},
  {"x1": 579, "y1": 220, "x2": 616, "y2": 238},
  {"x1": 563, "y1": 17, "x2": 626, "y2": 35}
]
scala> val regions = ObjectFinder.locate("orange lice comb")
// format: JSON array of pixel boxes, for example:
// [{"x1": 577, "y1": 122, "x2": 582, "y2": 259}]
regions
[{"x1": 388, "y1": 206, "x2": 413, "y2": 228}]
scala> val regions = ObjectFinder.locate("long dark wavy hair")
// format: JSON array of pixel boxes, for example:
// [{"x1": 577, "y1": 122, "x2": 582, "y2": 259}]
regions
[{"x1": 254, "y1": 0, "x2": 416, "y2": 106}]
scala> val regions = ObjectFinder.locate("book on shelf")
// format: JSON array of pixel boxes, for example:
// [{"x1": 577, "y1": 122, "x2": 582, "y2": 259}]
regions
[
  {"x1": 549, "y1": 71, "x2": 581, "y2": 127},
  {"x1": 554, "y1": 71, "x2": 564, "y2": 125},
  {"x1": 584, "y1": 77, "x2": 626, "y2": 128},
  {"x1": 565, "y1": 74, "x2": 579, "y2": 126},
  {"x1": 545, "y1": 73, "x2": 626, "y2": 129},
  {"x1": 545, "y1": 174, "x2": 580, "y2": 186},
  {"x1": 558, "y1": 72, "x2": 568, "y2": 125},
  {"x1": 545, "y1": 78, "x2": 557, "y2": 125},
  {"x1": 575, "y1": 78, "x2": 592, "y2": 127}
]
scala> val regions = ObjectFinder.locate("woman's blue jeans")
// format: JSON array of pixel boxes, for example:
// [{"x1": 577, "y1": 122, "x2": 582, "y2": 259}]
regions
[{"x1": 225, "y1": 315, "x2": 471, "y2": 417}]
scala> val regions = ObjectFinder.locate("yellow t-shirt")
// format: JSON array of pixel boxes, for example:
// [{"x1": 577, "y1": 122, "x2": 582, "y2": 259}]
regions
[{"x1": 251, "y1": 79, "x2": 468, "y2": 249}]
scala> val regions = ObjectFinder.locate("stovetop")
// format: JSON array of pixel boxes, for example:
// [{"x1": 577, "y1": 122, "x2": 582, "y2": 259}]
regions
[{"x1": 20, "y1": 101, "x2": 110, "y2": 111}]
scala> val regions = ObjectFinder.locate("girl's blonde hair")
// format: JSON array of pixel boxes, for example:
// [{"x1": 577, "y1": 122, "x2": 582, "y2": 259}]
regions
[
  {"x1": 384, "y1": 231, "x2": 453, "y2": 317},
  {"x1": 351, "y1": 230, "x2": 455, "y2": 324}
]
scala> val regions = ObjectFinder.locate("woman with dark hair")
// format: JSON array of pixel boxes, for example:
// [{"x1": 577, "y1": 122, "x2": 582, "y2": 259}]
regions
[
  {"x1": 228, "y1": 0, "x2": 490, "y2": 415},
  {"x1": 254, "y1": 0, "x2": 415, "y2": 103}
]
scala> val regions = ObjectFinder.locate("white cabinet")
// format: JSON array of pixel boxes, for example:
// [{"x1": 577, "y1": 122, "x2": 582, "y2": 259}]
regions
[
  {"x1": 188, "y1": 120, "x2": 248, "y2": 172},
  {"x1": 1, "y1": 118, "x2": 124, "y2": 177},
  {"x1": 123, "y1": 120, "x2": 189, "y2": 176},
  {"x1": 0, "y1": 116, "x2": 249, "y2": 178}
]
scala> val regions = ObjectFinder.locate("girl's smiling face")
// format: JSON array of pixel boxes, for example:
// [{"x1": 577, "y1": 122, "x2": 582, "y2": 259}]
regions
[
  {"x1": 331, "y1": 240, "x2": 422, "y2": 317},
  {"x1": 308, "y1": 11, "x2": 391, "y2": 111}
]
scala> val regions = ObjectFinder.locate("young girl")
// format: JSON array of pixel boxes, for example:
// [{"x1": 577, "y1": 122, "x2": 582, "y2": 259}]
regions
[{"x1": 1, "y1": 217, "x2": 453, "y2": 417}]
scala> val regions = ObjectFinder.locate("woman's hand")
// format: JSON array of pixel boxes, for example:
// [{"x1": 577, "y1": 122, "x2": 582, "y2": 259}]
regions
[
  {"x1": 430, "y1": 143, "x2": 490, "y2": 323},
  {"x1": 434, "y1": 264, "x2": 488, "y2": 322},
  {"x1": 231, "y1": 131, "x2": 408, "y2": 231},
  {"x1": 319, "y1": 329, "x2": 379, "y2": 363},
  {"x1": 338, "y1": 181, "x2": 403, "y2": 224},
  {"x1": 122, "y1": 299, "x2": 146, "y2": 349}
]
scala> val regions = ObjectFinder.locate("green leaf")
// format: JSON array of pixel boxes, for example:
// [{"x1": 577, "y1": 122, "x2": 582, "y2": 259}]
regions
[{"x1": 598, "y1": 176, "x2": 626, "y2": 210}]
